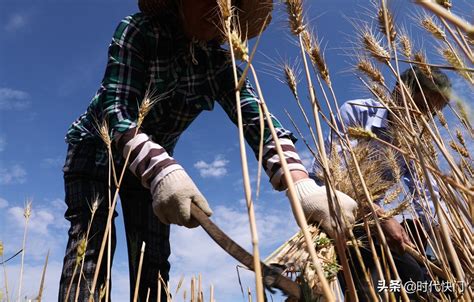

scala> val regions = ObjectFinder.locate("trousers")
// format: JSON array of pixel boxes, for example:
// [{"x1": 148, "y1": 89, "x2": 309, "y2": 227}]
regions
[{"x1": 58, "y1": 142, "x2": 171, "y2": 302}]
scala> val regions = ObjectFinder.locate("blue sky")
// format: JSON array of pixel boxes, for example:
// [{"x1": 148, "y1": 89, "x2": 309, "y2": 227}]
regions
[{"x1": 0, "y1": 0, "x2": 472, "y2": 301}]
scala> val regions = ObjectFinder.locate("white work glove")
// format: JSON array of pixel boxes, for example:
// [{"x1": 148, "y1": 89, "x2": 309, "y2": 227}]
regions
[
  {"x1": 152, "y1": 169, "x2": 213, "y2": 228},
  {"x1": 290, "y1": 178, "x2": 358, "y2": 238}
]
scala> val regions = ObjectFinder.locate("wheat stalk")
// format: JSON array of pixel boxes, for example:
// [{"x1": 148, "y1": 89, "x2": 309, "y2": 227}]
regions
[
  {"x1": 362, "y1": 30, "x2": 391, "y2": 63},
  {"x1": 357, "y1": 58, "x2": 385, "y2": 85},
  {"x1": 306, "y1": 31, "x2": 330, "y2": 85},
  {"x1": 285, "y1": 0, "x2": 305, "y2": 35},
  {"x1": 441, "y1": 47, "x2": 474, "y2": 84},
  {"x1": 377, "y1": 7, "x2": 397, "y2": 42},
  {"x1": 36, "y1": 250, "x2": 49, "y2": 302},
  {"x1": 413, "y1": 51, "x2": 433, "y2": 79},
  {"x1": 18, "y1": 199, "x2": 32, "y2": 302},
  {"x1": 449, "y1": 141, "x2": 470, "y2": 158},
  {"x1": 133, "y1": 242, "x2": 146, "y2": 302},
  {"x1": 421, "y1": 14, "x2": 446, "y2": 40},
  {"x1": 1, "y1": 241, "x2": 10, "y2": 302},
  {"x1": 220, "y1": 7, "x2": 266, "y2": 301}
]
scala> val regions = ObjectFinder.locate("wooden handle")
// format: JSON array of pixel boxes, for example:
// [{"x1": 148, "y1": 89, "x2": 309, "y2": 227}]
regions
[{"x1": 190, "y1": 203, "x2": 302, "y2": 300}]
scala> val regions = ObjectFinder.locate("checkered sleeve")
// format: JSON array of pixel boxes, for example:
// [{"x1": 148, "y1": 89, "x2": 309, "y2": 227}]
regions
[
  {"x1": 99, "y1": 14, "x2": 149, "y2": 140},
  {"x1": 102, "y1": 15, "x2": 182, "y2": 190},
  {"x1": 217, "y1": 67, "x2": 306, "y2": 191}
]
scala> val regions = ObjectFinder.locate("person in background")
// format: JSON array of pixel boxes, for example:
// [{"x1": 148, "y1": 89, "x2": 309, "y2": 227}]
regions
[
  {"x1": 310, "y1": 66, "x2": 452, "y2": 300},
  {"x1": 59, "y1": 0, "x2": 358, "y2": 301}
]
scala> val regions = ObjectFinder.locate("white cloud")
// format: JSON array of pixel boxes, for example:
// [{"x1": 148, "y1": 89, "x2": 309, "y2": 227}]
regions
[
  {"x1": 0, "y1": 260, "x2": 63, "y2": 302},
  {"x1": 8, "y1": 207, "x2": 55, "y2": 236},
  {"x1": 0, "y1": 88, "x2": 31, "y2": 110},
  {"x1": 0, "y1": 163, "x2": 27, "y2": 185},
  {"x1": 1, "y1": 199, "x2": 69, "y2": 262},
  {"x1": 170, "y1": 203, "x2": 298, "y2": 300},
  {"x1": 41, "y1": 157, "x2": 64, "y2": 168},
  {"x1": 194, "y1": 155, "x2": 229, "y2": 178},
  {"x1": 0, "y1": 197, "x2": 8, "y2": 208},
  {"x1": 4, "y1": 13, "x2": 28, "y2": 32}
]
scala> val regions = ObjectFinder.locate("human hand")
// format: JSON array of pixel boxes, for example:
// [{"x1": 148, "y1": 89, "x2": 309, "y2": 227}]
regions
[
  {"x1": 152, "y1": 169, "x2": 213, "y2": 228},
  {"x1": 381, "y1": 217, "x2": 414, "y2": 254},
  {"x1": 289, "y1": 178, "x2": 358, "y2": 238}
]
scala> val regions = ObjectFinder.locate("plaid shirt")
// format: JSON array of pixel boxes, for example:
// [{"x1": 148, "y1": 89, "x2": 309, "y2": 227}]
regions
[
  {"x1": 310, "y1": 99, "x2": 442, "y2": 227},
  {"x1": 66, "y1": 12, "x2": 305, "y2": 190}
]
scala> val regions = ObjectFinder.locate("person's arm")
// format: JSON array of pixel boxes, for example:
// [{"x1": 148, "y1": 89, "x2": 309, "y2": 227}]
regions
[
  {"x1": 217, "y1": 68, "x2": 358, "y2": 238},
  {"x1": 99, "y1": 15, "x2": 211, "y2": 227},
  {"x1": 217, "y1": 68, "x2": 307, "y2": 191},
  {"x1": 95, "y1": 15, "x2": 183, "y2": 189}
]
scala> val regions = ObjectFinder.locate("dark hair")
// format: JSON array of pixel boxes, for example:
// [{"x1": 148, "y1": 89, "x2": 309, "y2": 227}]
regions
[
  {"x1": 394, "y1": 66, "x2": 451, "y2": 112},
  {"x1": 399, "y1": 66, "x2": 451, "y2": 98}
]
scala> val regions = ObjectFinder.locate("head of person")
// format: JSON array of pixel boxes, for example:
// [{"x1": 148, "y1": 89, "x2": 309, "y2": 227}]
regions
[
  {"x1": 138, "y1": 0, "x2": 273, "y2": 42},
  {"x1": 392, "y1": 66, "x2": 452, "y2": 116}
]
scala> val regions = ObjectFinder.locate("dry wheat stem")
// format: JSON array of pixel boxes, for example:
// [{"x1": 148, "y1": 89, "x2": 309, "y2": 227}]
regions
[
  {"x1": 441, "y1": 47, "x2": 474, "y2": 84},
  {"x1": 105, "y1": 149, "x2": 113, "y2": 302},
  {"x1": 36, "y1": 250, "x2": 49, "y2": 302},
  {"x1": 414, "y1": 145, "x2": 468, "y2": 298},
  {"x1": 378, "y1": 1, "x2": 397, "y2": 45},
  {"x1": 256, "y1": 100, "x2": 265, "y2": 198},
  {"x1": 157, "y1": 272, "x2": 161, "y2": 302},
  {"x1": 334, "y1": 130, "x2": 411, "y2": 301},
  {"x1": 1, "y1": 248, "x2": 10, "y2": 302},
  {"x1": 302, "y1": 30, "x2": 370, "y2": 300},
  {"x1": 133, "y1": 242, "x2": 146, "y2": 302},
  {"x1": 249, "y1": 62, "x2": 335, "y2": 300},
  {"x1": 89, "y1": 87, "x2": 167, "y2": 300},
  {"x1": 357, "y1": 58, "x2": 385, "y2": 85},
  {"x1": 65, "y1": 238, "x2": 83, "y2": 301},
  {"x1": 421, "y1": 14, "x2": 446, "y2": 40},
  {"x1": 453, "y1": 24, "x2": 474, "y2": 62},
  {"x1": 336, "y1": 75, "x2": 420, "y2": 301},
  {"x1": 89, "y1": 126, "x2": 143, "y2": 300},
  {"x1": 224, "y1": 16, "x2": 265, "y2": 302},
  {"x1": 415, "y1": 0, "x2": 474, "y2": 39},
  {"x1": 284, "y1": 71, "x2": 319, "y2": 151},
  {"x1": 74, "y1": 198, "x2": 100, "y2": 302},
  {"x1": 297, "y1": 28, "x2": 359, "y2": 299},
  {"x1": 394, "y1": 58, "x2": 474, "y2": 72},
  {"x1": 284, "y1": 110, "x2": 317, "y2": 159},
  {"x1": 362, "y1": 219, "x2": 390, "y2": 301},
  {"x1": 17, "y1": 199, "x2": 32, "y2": 302}
]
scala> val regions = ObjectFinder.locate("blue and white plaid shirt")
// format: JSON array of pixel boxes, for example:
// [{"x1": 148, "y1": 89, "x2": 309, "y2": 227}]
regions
[{"x1": 310, "y1": 98, "x2": 441, "y2": 227}]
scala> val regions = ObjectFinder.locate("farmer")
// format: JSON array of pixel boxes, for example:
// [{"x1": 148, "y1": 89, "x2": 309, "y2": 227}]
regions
[
  {"x1": 310, "y1": 66, "x2": 451, "y2": 300},
  {"x1": 58, "y1": 0, "x2": 358, "y2": 301}
]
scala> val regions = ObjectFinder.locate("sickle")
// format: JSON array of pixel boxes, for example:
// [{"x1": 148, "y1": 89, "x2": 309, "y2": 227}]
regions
[{"x1": 190, "y1": 203, "x2": 302, "y2": 300}]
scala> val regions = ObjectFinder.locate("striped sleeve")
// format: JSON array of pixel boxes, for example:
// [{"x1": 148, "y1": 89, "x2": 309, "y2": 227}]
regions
[
  {"x1": 116, "y1": 128, "x2": 183, "y2": 192},
  {"x1": 217, "y1": 67, "x2": 306, "y2": 191},
  {"x1": 262, "y1": 138, "x2": 307, "y2": 191}
]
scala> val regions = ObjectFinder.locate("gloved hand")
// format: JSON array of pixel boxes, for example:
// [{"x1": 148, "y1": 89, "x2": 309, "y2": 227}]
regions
[
  {"x1": 152, "y1": 169, "x2": 213, "y2": 228},
  {"x1": 289, "y1": 178, "x2": 358, "y2": 238}
]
